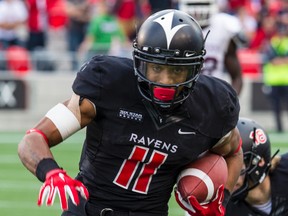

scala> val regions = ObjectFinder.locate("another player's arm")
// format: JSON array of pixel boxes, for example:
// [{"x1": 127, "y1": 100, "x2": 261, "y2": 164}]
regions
[
  {"x1": 18, "y1": 93, "x2": 96, "y2": 175},
  {"x1": 225, "y1": 39, "x2": 243, "y2": 95},
  {"x1": 210, "y1": 127, "x2": 243, "y2": 194}
]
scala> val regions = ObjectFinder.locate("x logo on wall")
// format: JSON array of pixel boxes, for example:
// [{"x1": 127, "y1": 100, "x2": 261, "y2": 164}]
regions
[
  {"x1": 0, "y1": 80, "x2": 26, "y2": 109},
  {"x1": 0, "y1": 81, "x2": 16, "y2": 107}
]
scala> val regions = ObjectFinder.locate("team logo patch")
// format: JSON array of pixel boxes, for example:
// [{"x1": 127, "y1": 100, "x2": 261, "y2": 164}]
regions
[
  {"x1": 119, "y1": 109, "x2": 143, "y2": 122},
  {"x1": 249, "y1": 129, "x2": 267, "y2": 145}
]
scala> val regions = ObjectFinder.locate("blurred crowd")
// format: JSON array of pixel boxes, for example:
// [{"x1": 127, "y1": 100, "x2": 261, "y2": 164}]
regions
[
  {"x1": 0, "y1": 0, "x2": 288, "y2": 73},
  {"x1": 1, "y1": 0, "x2": 288, "y2": 132}
]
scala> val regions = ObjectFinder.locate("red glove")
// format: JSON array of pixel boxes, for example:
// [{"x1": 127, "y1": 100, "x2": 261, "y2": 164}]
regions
[
  {"x1": 175, "y1": 184, "x2": 227, "y2": 216},
  {"x1": 37, "y1": 169, "x2": 89, "y2": 210}
]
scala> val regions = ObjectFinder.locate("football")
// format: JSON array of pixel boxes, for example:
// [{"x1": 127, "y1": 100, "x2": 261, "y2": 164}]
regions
[{"x1": 176, "y1": 151, "x2": 228, "y2": 204}]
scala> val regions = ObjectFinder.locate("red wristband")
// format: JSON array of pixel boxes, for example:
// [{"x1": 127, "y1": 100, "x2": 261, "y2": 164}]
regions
[{"x1": 26, "y1": 128, "x2": 49, "y2": 144}]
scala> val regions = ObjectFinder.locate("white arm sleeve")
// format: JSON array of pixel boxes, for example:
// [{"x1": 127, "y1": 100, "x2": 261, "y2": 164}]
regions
[{"x1": 45, "y1": 103, "x2": 81, "y2": 140}]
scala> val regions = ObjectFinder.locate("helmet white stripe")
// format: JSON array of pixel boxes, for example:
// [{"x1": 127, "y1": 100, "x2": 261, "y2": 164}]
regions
[{"x1": 153, "y1": 11, "x2": 188, "y2": 49}]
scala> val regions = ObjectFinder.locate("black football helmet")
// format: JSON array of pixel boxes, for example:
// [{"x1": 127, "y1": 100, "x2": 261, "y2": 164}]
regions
[
  {"x1": 232, "y1": 117, "x2": 274, "y2": 201},
  {"x1": 133, "y1": 9, "x2": 206, "y2": 111}
]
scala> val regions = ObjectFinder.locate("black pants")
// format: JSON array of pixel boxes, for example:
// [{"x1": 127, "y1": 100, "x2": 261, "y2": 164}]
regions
[
  {"x1": 26, "y1": 31, "x2": 46, "y2": 51},
  {"x1": 61, "y1": 196, "x2": 167, "y2": 216},
  {"x1": 267, "y1": 86, "x2": 288, "y2": 132},
  {"x1": 61, "y1": 195, "x2": 87, "y2": 216}
]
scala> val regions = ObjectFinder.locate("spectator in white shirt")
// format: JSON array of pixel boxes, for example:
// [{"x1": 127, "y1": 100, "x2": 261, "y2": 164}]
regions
[{"x1": 0, "y1": 0, "x2": 28, "y2": 49}]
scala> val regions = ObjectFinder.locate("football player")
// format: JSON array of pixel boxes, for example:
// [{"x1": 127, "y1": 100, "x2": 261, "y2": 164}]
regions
[
  {"x1": 179, "y1": 0, "x2": 245, "y2": 95},
  {"x1": 226, "y1": 117, "x2": 288, "y2": 215},
  {"x1": 18, "y1": 9, "x2": 243, "y2": 216}
]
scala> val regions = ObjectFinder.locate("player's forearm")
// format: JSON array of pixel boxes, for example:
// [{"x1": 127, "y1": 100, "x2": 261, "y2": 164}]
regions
[
  {"x1": 232, "y1": 78, "x2": 243, "y2": 95},
  {"x1": 18, "y1": 133, "x2": 54, "y2": 175},
  {"x1": 224, "y1": 149, "x2": 243, "y2": 193}
]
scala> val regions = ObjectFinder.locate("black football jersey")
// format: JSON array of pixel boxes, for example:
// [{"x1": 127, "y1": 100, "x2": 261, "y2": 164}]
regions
[
  {"x1": 226, "y1": 153, "x2": 288, "y2": 216},
  {"x1": 72, "y1": 55, "x2": 240, "y2": 215}
]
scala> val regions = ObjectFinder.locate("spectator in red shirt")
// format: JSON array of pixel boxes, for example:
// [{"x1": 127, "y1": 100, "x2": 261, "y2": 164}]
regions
[
  {"x1": 25, "y1": 0, "x2": 49, "y2": 51},
  {"x1": 112, "y1": 0, "x2": 143, "y2": 41},
  {"x1": 249, "y1": 14, "x2": 277, "y2": 52}
]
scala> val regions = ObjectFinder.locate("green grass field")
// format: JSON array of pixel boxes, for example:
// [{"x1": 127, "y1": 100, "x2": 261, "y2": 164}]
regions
[{"x1": 1, "y1": 131, "x2": 287, "y2": 216}]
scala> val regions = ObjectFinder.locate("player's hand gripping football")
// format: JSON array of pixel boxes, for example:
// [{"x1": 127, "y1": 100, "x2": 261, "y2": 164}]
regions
[
  {"x1": 37, "y1": 169, "x2": 89, "y2": 210},
  {"x1": 175, "y1": 184, "x2": 227, "y2": 216}
]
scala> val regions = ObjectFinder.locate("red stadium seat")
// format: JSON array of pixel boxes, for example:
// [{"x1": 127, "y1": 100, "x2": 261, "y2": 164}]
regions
[
  {"x1": 237, "y1": 48, "x2": 262, "y2": 78},
  {"x1": 6, "y1": 46, "x2": 31, "y2": 75},
  {"x1": 48, "y1": 0, "x2": 68, "y2": 29}
]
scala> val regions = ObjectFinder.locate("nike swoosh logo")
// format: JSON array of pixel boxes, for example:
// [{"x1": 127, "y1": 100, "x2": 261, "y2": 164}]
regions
[
  {"x1": 185, "y1": 53, "x2": 195, "y2": 57},
  {"x1": 178, "y1": 129, "x2": 196, "y2": 135}
]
